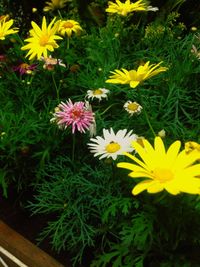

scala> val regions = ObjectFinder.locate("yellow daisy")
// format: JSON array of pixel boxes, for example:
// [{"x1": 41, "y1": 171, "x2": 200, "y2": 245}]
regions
[
  {"x1": 106, "y1": 61, "x2": 168, "y2": 88},
  {"x1": 43, "y1": 0, "x2": 68, "y2": 12},
  {"x1": 58, "y1": 20, "x2": 82, "y2": 38},
  {"x1": 21, "y1": 16, "x2": 62, "y2": 60},
  {"x1": 117, "y1": 136, "x2": 200, "y2": 195},
  {"x1": 106, "y1": 0, "x2": 147, "y2": 16},
  {"x1": 0, "y1": 17, "x2": 18, "y2": 40}
]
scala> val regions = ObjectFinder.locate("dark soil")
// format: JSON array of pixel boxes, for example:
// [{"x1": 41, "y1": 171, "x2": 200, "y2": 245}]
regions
[{"x1": 0, "y1": 187, "x2": 72, "y2": 267}]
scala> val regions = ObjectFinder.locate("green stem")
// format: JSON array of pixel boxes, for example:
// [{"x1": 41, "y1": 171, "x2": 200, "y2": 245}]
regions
[
  {"x1": 99, "y1": 103, "x2": 117, "y2": 116},
  {"x1": 72, "y1": 134, "x2": 75, "y2": 163},
  {"x1": 142, "y1": 106, "x2": 156, "y2": 137},
  {"x1": 137, "y1": 91, "x2": 156, "y2": 137},
  {"x1": 15, "y1": 33, "x2": 24, "y2": 46},
  {"x1": 52, "y1": 73, "x2": 60, "y2": 102},
  {"x1": 57, "y1": 9, "x2": 63, "y2": 19},
  {"x1": 67, "y1": 37, "x2": 70, "y2": 50}
]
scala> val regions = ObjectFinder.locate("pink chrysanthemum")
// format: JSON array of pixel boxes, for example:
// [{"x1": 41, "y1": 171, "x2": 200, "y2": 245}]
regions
[{"x1": 54, "y1": 99, "x2": 95, "y2": 133}]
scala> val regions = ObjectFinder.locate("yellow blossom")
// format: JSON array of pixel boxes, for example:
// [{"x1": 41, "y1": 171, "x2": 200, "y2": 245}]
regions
[
  {"x1": 0, "y1": 17, "x2": 18, "y2": 40},
  {"x1": 185, "y1": 141, "x2": 200, "y2": 159},
  {"x1": 106, "y1": 0, "x2": 147, "y2": 16},
  {"x1": 117, "y1": 137, "x2": 200, "y2": 195},
  {"x1": 21, "y1": 16, "x2": 62, "y2": 60},
  {"x1": 58, "y1": 20, "x2": 82, "y2": 38},
  {"x1": 43, "y1": 0, "x2": 68, "y2": 12},
  {"x1": 106, "y1": 61, "x2": 168, "y2": 88}
]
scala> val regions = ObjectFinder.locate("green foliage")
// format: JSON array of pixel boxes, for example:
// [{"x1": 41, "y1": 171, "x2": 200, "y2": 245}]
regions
[{"x1": 1, "y1": 1, "x2": 200, "y2": 267}]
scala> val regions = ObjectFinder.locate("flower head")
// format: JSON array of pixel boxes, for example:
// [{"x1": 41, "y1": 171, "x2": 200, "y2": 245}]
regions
[
  {"x1": 117, "y1": 137, "x2": 200, "y2": 195},
  {"x1": 58, "y1": 20, "x2": 82, "y2": 38},
  {"x1": 86, "y1": 88, "x2": 110, "y2": 101},
  {"x1": 124, "y1": 100, "x2": 142, "y2": 115},
  {"x1": 13, "y1": 62, "x2": 37, "y2": 75},
  {"x1": 158, "y1": 129, "x2": 166, "y2": 138},
  {"x1": 185, "y1": 141, "x2": 200, "y2": 159},
  {"x1": 106, "y1": 61, "x2": 168, "y2": 88},
  {"x1": 40, "y1": 55, "x2": 66, "y2": 70},
  {"x1": 21, "y1": 16, "x2": 62, "y2": 60},
  {"x1": 0, "y1": 17, "x2": 18, "y2": 40},
  {"x1": 51, "y1": 99, "x2": 95, "y2": 133},
  {"x1": 106, "y1": 0, "x2": 147, "y2": 16},
  {"x1": 88, "y1": 128, "x2": 138, "y2": 160},
  {"x1": 43, "y1": 0, "x2": 68, "y2": 12}
]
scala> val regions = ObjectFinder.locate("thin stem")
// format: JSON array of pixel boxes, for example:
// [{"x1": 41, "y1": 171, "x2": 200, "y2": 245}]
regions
[
  {"x1": 52, "y1": 73, "x2": 60, "y2": 102},
  {"x1": 15, "y1": 33, "x2": 24, "y2": 46},
  {"x1": 142, "y1": 106, "x2": 156, "y2": 137},
  {"x1": 72, "y1": 134, "x2": 75, "y2": 163},
  {"x1": 137, "y1": 90, "x2": 156, "y2": 137},
  {"x1": 57, "y1": 9, "x2": 63, "y2": 19},
  {"x1": 67, "y1": 37, "x2": 70, "y2": 50},
  {"x1": 99, "y1": 103, "x2": 117, "y2": 116}
]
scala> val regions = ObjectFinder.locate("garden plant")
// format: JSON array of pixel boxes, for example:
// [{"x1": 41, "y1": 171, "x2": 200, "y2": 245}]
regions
[{"x1": 0, "y1": 0, "x2": 200, "y2": 266}]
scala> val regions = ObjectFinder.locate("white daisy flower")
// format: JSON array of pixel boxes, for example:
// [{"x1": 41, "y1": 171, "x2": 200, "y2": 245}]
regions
[
  {"x1": 86, "y1": 88, "x2": 110, "y2": 101},
  {"x1": 88, "y1": 128, "x2": 138, "y2": 160},
  {"x1": 123, "y1": 100, "x2": 143, "y2": 116}
]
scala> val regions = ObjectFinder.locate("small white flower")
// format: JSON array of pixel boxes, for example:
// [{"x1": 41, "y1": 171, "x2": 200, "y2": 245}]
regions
[
  {"x1": 147, "y1": 6, "x2": 159, "y2": 12},
  {"x1": 123, "y1": 101, "x2": 142, "y2": 116},
  {"x1": 88, "y1": 128, "x2": 138, "y2": 160},
  {"x1": 86, "y1": 88, "x2": 110, "y2": 101}
]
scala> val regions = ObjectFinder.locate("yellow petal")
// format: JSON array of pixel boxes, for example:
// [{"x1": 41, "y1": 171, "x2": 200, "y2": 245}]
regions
[{"x1": 132, "y1": 180, "x2": 153, "y2": 195}]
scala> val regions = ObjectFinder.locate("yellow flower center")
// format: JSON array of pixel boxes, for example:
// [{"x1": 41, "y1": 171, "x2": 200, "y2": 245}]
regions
[
  {"x1": 106, "y1": 142, "x2": 121, "y2": 153},
  {"x1": 63, "y1": 22, "x2": 74, "y2": 29},
  {"x1": 153, "y1": 168, "x2": 174, "y2": 183},
  {"x1": 19, "y1": 63, "x2": 29, "y2": 70},
  {"x1": 93, "y1": 89, "x2": 103, "y2": 95},
  {"x1": 39, "y1": 34, "x2": 50, "y2": 46},
  {"x1": 127, "y1": 102, "x2": 139, "y2": 111}
]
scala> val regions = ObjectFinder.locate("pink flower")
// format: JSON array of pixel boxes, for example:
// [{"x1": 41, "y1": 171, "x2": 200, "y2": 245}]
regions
[{"x1": 53, "y1": 99, "x2": 95, "y2": 133}]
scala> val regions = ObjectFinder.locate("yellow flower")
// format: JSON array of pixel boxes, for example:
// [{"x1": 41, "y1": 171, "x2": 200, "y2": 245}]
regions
[
  {"x1": 106, "y1": 0, "x2": 147, "y2": 16},
  {"x1": 185, "y1": 141, "x2": 200, "y2": 158},
  {"x1": 0, "y1": 17, "x2": 18, "y2": 40},
  {"x1": 58, "y1": 20, "x2": 82, "y2": 38},
  {"x1": 43, "y1": 0, "x2": 68, "y2": 12},
  {"x1": 106, "y1": 61, "x2": 168, "y2": 88},
  {"x1": 21, "y1": 16, "x2": 62, "y2": 60},
  {"x1": 117, "y1": 137, "x2": 200, "y2": 195}
]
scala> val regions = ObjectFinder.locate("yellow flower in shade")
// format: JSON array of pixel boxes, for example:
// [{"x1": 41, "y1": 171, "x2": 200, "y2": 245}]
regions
[
  {"x1": 43, "y1": 0, "x2": 68, "y2": 12},
  {"x1": 21, "y1": 17, "x2": 62, "y2": 60},
  {"x1": 106, "y1": 0, "x2": 147, "y2": 16},
  {"x1": 185, "y1": 141, "x2": 200, "y2": 158},
  {"x1": 117, "y1": 137, "x2": 200, "y2": 195},
  {"x1": 58, "y1": 20, "x2": 82, "y2": 38},
  {"x1": 0, "y1": 17, "x2": 18, "y2": 40},
  {"x1": 106, "y1": 61, "x2": 168, "y2": 88}
]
